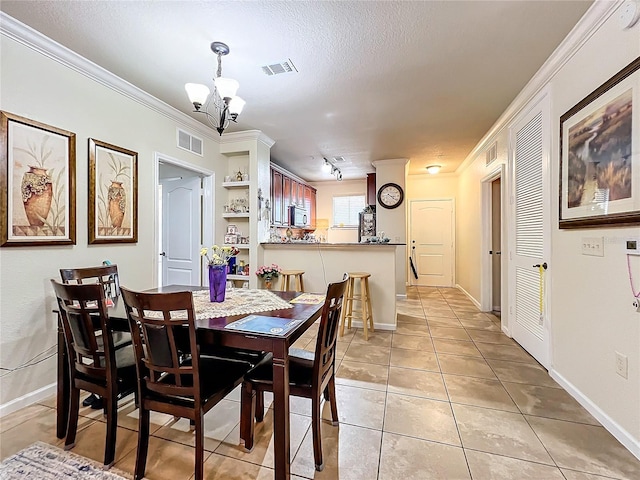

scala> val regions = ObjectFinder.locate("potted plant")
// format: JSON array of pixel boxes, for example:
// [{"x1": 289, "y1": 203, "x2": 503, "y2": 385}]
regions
[{"x1": 255, "y1": 264, "x2": 281, "y2": 290}]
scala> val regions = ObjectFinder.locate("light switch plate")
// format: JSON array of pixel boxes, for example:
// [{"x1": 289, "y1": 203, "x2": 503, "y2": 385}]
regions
[{"x1": 581, "y1": 237, "x2": 604, "y2": 257}]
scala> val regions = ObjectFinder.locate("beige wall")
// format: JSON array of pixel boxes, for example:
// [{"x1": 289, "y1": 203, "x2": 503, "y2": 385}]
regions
[
  {"x1": 0, "y1": 33, "x2": 224, "y2": 408},
  {"x1": 547, "y1": 9, "x2": 639, "y2": 449},
  {"x1": 311, "y1": 179, "x2": 366, "y2": 244},
  {"x1": 451, "y1": 4, "x2": 640, "y2": 454}
]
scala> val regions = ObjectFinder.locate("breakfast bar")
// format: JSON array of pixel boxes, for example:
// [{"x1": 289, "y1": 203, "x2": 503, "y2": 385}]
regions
[{"x1": 261, "y1": 242, "x2": 403, "y2": 330}]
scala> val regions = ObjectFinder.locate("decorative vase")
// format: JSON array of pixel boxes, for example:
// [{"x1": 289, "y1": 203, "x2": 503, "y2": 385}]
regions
[
  {"x1": 108, "y1": 181, "x2": 126, "y2": 228},
  {"x1": 264, "y1": 279, "x2": 273, "y2": 290},
  {"x1": 209, "y1": 264, "x2": 227, "y2": 302},
  {"x1": 21, "y1": 166, "x2": 53, "y2": 227}
]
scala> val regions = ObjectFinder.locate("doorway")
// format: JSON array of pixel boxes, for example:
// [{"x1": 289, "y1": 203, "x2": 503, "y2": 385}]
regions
[
  {"x1": 409, "y1": 199, "x2": 455, "y2": 287},
  {"x1": 481, "y1": 165, "x2": 505, "y2": 318},
  {"x1": 154, "y1": 153, "x2": 214, "y2": 287}
]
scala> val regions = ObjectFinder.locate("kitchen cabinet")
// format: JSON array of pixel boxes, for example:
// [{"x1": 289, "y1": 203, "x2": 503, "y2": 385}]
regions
[
  {"x1": 283, "y1": 176, "x2": 291, "y2": 215},
  {"x1": 272, "y1": 169, "x2": 283, "y2": 225},
  {"x1": 366, "y1": 173, "x2": 376, "y2": 206},
  {"x1": 304, "y1": 185, "x2": 316, "y2": 228},
  {"x1": 270, "y1": 165, "x2": 317, "y2": 228}
]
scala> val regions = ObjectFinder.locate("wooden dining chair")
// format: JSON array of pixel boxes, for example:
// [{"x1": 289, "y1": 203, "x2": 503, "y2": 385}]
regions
[
  {"x1": 60, "y1": 264, "x2": 121, "y2": 302},
  {"x1": 120, "y1": 287, "x2": 254, "y2": 480},
  {"x1": 50, "y1": 279, "x2": 138, "y2": 468},
  {"x1": 60, "y1": 264, "x2": 131, "y2": 408},
  {"x1": 240, "y1": 274, "x2": 349, "y2": 471}
]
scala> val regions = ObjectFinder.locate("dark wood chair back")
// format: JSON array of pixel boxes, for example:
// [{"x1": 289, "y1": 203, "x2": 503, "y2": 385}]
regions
[
  {"x1": 240, "y1": 274, "x2": 350, "y2": 468},
  {"x1": 120, "y1": 287, "x2": 253, "y2": 480},
  {"x1": 51, "y1": 279, "x2": 116, "y2": 381},
  {"x1": 119, "y1": 288, "x2": 201, "y2": 404},
  {"x1": 312, "y1": 274, "x2": 349, "y2": 391},
  {"x1": 50, "y1": 278, "x2": 136, "y2": 468},
  {"x1": 60, "y1": 264, "x2": 120, "y2": 301}
]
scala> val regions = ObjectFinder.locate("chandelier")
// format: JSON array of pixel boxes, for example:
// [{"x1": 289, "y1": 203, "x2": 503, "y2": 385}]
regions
[{"x1": 185, "y1": 41, "x2": 245, "y2": 136}]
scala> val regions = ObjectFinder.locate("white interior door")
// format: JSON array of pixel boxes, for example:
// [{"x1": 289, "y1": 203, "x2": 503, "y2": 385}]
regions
[
  {"x1": 161, "y1": 176, "x2": 201, "y2": 286},
  {"x1": 509, "y1": 92, "x2": 551, "y2": 368},
  {"x1": 409, "y1": 199, "x2": 454, "y2": 287}
]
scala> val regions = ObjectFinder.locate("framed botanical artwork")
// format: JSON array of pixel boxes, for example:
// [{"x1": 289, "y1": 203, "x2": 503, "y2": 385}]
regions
[
  {"x1": 559, "y1": 57, "x2": 640, "y2": 229},
  {"x1": 226, "y1": 224, "x2": 238, "y2": 235},
  {"x1": 88, "y1": 138, "x2": 138, "y2": 243},
  {"x1": 0, "y1": 111, "x2": 76, "y2": 246}
]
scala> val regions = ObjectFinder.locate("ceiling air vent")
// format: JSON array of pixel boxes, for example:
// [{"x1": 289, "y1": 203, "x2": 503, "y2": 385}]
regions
[
  {"x1": 261, "y1": 59, "x2": 298, "y2": 76},
  {"x1": 485, "y1": 142, "x2": 497, "y2": 166},
  {"x1": 333, "y1": 156, "x2": 346, "y2": 163},
  {"x1": 177, "y1": 128, "x2": 203, "y2": 156}
]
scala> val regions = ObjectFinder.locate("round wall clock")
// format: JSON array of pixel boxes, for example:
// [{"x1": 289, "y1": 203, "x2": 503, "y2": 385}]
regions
[{"x1": 377, "y1": 182, "x2": 404, "y2": 209}]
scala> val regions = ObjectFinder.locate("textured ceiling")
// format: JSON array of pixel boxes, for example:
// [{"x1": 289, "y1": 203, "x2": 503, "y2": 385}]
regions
[{"x1": 0, "y1": 0, "x2": 592, "y2": 181}]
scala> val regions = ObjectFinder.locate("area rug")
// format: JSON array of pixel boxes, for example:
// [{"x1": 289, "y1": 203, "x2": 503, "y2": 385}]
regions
[{"x1": 0, "y1": 442, "x2": 132, "y2": 479}]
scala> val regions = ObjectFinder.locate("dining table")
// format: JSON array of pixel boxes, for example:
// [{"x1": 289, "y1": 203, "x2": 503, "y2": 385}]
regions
[{"x1": 55, "y1": 285, "x2": 325, "y2": 480}]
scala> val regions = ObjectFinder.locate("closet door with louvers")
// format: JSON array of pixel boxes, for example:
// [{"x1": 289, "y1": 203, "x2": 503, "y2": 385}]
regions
[{"x1": 509, "y1": 93, "x2": 551, "y2": 368}]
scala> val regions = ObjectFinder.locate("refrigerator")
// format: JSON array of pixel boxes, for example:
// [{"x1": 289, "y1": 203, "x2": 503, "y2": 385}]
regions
[{"x1": 358, "y1": 211, "x2": 376, "y2": 242}]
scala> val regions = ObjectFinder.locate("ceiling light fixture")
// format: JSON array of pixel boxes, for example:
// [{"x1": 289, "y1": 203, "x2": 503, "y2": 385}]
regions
[
  {"x1": 185, "y1": 41, "x2": 245, "y2": 136},
  {"x1": 323, "y1": 157, "x2": 342, "y2": 181},
  {"x1": 426, "y1": 165, "x2": 442, "y2": 174}
]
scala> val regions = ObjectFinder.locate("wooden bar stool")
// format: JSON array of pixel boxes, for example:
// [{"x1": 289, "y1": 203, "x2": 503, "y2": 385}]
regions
[
  {"x1": 339, "y1": 272, "x2": 374, "y2": 340},
  {"x1": 280, "y1": 270, "x2": 305, "y2": 292}
]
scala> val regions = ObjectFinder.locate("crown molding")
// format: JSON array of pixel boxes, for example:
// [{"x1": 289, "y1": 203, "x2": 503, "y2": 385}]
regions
[
  {"x1": 0, "y1": 12, "x2": 220, "y2": 142},
  {"x1": 456, "y1": 0, "x2": 621, "y2": 174},
  {"x1": 219, "y1": 130, "x2": 275, "y2": 149}
]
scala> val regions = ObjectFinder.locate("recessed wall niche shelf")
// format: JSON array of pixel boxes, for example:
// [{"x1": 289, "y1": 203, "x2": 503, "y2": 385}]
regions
[{"x1": 222, "y1": 181, "x2": 250, "y2": 188}]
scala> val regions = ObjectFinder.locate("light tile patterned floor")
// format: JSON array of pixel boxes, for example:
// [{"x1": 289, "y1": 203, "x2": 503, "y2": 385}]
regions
[{"x1": 1, "y1": 286, "x2": 639, "y2": 479}]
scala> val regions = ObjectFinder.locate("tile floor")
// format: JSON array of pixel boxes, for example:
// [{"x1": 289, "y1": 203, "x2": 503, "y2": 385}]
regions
[{"x1": 1, "y1": 286, "x2": 639, "y2": 479}]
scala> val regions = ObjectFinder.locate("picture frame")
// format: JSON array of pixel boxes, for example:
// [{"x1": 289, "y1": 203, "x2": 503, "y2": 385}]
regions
[
  {"x1": 226, "y1": 224, "x2": 238, "y2": 235},
  {"x1": 559, "y1": 57, "x2": 640, "y2": 229},
  {"x1": 0, "y1": 111, "x2": 76, "y2": 246},
  {"x1": 224, "y1": 234, "x2": 238, "y2": 245},
  {"x1": 88, "y1": 138, "x2": 138, "y2": 243}
]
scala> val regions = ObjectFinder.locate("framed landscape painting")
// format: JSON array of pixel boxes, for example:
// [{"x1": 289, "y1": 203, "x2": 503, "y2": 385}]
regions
[
  {"x1": 0, "y1": 111, "x2": 76, "y2": 246},
  {"x1": 559, "y1": 57, "x2": 640, "y2": 229},
  {"x1": 88, "y1": 138, "x2": 138, "y2": 244}
]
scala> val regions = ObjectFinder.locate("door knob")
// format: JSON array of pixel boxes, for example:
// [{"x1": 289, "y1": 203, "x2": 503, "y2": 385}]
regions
[
  {"x1": 159, "y1": 252, "x2": 166, "y2": 256},
  {"x1": 533, "y1": 262, "x2": 547, "y2": 270}
]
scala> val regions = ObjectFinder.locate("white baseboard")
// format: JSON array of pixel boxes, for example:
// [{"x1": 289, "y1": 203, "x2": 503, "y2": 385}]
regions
[
  {"x1": 550, "y1": 369, "x2": 640, "y2": 461},
  {"x1": 0, "y1": 382, "x2": 56, "y2": 418},
  {"x1": 455, "y1": 284, "x2": 482, "y2": 309},
  {"x1": 501, "y1": 324, "x2": 511, "y2": 338}
]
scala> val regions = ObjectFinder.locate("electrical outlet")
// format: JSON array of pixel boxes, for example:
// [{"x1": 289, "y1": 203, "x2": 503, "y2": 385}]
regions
[
  {"x1": 615, "y1": 352, "x2": 628, "y2": 379},
  {"x1": 581, "y1": 237, "x2": 604, "y2": 256},
  {"x1": 634, "y1": 299, "x2": 640, "y2": 313}
]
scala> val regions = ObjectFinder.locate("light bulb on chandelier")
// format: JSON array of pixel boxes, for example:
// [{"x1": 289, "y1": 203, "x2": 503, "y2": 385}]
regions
[{"x1": 185, "y1": 41, "x2": 245, "y2": 136}]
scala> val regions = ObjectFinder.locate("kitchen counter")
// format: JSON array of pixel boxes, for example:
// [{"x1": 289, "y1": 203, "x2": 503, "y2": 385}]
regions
[
  {"x1": 260, "y1": 242, "x2": 404, "y2": 330},
  {"x1": 261, "y1": 242, "x2": 405, "y2": 247}
]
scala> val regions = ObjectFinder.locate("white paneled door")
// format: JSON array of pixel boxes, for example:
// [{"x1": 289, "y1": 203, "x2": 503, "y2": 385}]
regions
[
  {"x1": 509, "y1": 92, "x2": 551, "y2": 369},
  {"x1": 409, "y1": 199, "x2": 454, "y2": 287},
  {"x1": 161, "y1": 176, "x2": 201, "y2": 286}
]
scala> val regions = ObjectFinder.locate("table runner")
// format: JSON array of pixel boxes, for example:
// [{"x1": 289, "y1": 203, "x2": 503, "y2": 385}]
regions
[{"x1": 191, "y1": 288, "x2": 293, "y2": 319}]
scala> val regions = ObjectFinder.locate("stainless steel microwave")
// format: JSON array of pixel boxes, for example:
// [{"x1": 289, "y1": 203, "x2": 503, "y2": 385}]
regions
[{"x1": 289, "y1": 205, "x2": 307, "y2": 227}]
